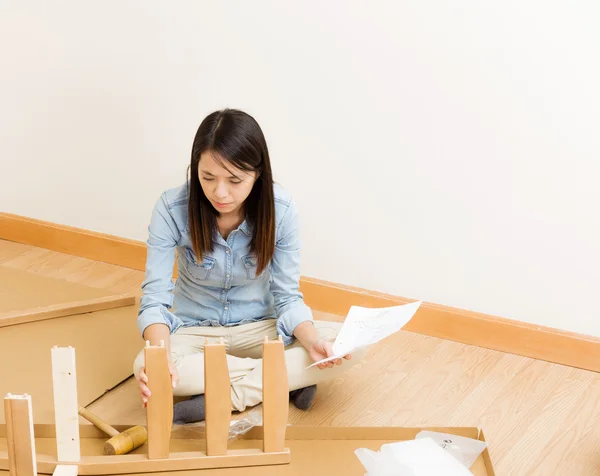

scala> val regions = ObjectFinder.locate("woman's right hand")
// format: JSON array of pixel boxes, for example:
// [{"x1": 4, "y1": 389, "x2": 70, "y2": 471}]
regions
[
  {"x1": 137, "y1": 361, "x2": 180, "y2": 407},
  {"x1": 139, "y1": 323, "x2": 177, "y2": 406}
]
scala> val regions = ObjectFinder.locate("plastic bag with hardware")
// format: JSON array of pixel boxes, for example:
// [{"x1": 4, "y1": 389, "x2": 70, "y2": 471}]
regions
[{"x1": 228, "y1": 406, "x2": 263, "y2": 441}]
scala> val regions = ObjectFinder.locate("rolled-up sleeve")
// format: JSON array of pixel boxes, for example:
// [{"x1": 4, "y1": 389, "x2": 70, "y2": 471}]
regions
[
  {"x1": 137, "y1": 193, "x2": 183, "y2": 337},
  {"x1": 270, "y1": 198, "x2": 313, "y2": 345}
]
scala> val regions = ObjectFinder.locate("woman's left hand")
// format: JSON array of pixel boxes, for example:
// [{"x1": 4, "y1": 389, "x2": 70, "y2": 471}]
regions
[{"x1": 309, "y1": 338, "x2": 352, "y2": 370}]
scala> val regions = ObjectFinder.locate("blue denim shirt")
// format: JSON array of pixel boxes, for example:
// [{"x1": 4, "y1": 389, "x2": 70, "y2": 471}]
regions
[{"x1": 137, "y1": 182, "x2": 313, "y2": 345}]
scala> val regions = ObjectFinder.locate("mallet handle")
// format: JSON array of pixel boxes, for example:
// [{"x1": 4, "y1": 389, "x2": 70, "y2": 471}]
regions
[{"x1": 78, "y1": 406, "x2": 120, "y2": 438}]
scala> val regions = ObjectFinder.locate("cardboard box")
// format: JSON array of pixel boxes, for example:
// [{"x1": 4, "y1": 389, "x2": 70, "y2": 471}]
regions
[
  {"x1": 235, "y1": 426, "x2": 496, "y2": 476},
  {"x1": 0, "y1": 267, "x2": 141, "y2": 424},
  {"x1": 0, "y1": 424, "x2": 494, "y2": 475}
]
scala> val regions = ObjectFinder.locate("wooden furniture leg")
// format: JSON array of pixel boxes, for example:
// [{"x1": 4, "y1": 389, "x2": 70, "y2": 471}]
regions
[
  {"x1": 204, "y1": 337, "x2": 231, "y2": 456},
  {"x1": 262, "y1": 336, "x2": 289, "y2": 453},
  {"x1": 144, "y1": 340, "x2": 173, "y2": 459},
  {"x1": 51, "y1": 346, "x2": 80, "y2": 462},
  {"x1": 3, "y1": 393, "x2": 37, "y2": 476}
]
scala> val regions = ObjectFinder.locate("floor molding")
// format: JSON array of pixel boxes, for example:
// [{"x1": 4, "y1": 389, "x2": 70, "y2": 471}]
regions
[
  {"x1": 2, "y1": 212, "x2": 599, "y2": 372},
  {"x1": 0, "y1": 213, "x2": 146, "y2": 270}
]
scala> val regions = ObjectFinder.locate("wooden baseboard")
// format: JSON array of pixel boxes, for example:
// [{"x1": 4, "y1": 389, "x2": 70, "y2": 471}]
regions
[
  {"x1": 0, "y1": 213, "x2": 146, "y2": 270},
  {"x1": 300, "y1": 277, "x2": 600, "y2": 372},
  {"x1": 2, "y1": 212, "x2": 599, "y2": 372}
]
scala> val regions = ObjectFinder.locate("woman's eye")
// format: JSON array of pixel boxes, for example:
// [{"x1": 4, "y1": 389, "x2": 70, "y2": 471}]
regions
[
  {"x1": 230, "y1": 180, "x2": 242, "y2": 185},
  {"x1": 202, "y1": 177, "x2": 214, "y2": 181}
]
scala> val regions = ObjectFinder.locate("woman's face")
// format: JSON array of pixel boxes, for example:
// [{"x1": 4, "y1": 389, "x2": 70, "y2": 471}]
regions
[{"x1": 198, "y1": 151, "x2": 257, "y2": 217}]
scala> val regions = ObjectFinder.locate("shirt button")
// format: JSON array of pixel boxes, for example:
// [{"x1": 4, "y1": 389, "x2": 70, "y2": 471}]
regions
[
  {"x1": 225, "y1": 249, "x2": 230, "y2": 254},
  {"x1": 224, "y1": 306, "x2": 229, "y2": 310},
  {"x1": 226, "y1": 273, "x2": 230, "y2": 278}
]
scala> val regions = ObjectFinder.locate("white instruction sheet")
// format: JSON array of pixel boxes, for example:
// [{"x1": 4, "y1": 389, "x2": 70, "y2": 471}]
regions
[{"x1": 307, "y1": 300, "x2": 422, "y2": 369}]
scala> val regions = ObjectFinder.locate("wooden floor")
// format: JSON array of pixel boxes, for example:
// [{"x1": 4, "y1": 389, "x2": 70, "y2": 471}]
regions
[{"x1": 2, "y1": 239, "x2": 600, "y2": 475}]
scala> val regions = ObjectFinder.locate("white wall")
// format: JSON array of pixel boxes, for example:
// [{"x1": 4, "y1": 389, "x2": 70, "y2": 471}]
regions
[{"x1": 1, "y1": 1, "x2": 599, "y2": 336}]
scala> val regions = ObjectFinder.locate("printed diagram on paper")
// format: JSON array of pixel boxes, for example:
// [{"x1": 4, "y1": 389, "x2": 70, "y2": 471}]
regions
[{"x1": 307, "y1": 300, "x2": 422, "y2": 368}]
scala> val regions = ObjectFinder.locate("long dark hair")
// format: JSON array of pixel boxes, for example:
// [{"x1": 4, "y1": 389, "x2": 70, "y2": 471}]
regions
[{"x1": 187, "y1": 109, "x2": 275, "y2": 275}]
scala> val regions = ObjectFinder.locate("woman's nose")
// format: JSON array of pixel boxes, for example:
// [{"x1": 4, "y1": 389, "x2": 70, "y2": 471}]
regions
[{"x1": 214, "y1": 181, "x2": 229, "y2": 199}]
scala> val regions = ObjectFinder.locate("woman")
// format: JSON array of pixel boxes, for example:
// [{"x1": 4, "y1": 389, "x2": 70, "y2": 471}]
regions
[{"x1": 133, "y1": 109, "x2": 359, "y2": 424}]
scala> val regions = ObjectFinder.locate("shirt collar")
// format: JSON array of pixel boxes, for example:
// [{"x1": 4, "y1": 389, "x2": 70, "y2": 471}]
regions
[{"x1": 240, "y1": 219, "x2": 252, "y2": 236}]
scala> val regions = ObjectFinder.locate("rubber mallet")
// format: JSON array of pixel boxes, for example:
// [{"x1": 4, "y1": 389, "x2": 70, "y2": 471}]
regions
[{"x1": 78, "y1": 406, "x2": 148, "y2": 455}]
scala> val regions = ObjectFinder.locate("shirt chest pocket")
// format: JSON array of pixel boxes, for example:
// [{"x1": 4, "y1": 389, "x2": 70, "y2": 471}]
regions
[
  {"x1": 183, "y1": 248, "x2": 216, "y2": 281},
  {"x1": 242, "y1": 254, "x2": 267, "y2": 280}
]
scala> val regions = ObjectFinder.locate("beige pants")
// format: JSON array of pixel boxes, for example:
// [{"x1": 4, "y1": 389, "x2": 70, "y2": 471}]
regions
[{"x1": 133, "y1": 319, "x2": 362, "y2": 412}]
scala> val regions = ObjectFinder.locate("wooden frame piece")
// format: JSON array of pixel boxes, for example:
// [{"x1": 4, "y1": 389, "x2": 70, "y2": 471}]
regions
[
  {"x1": 0, "y1": 449, "x2": 291, "y2": 475},
  {"x1": 262, "y1": 336, "x2": 289, "y2": 453},
  {"x1": 3, "y1": 393, "x2": 37, "y2": 476},
  {"x1": 204, "y1": 337, "x2": 231, "y2": 456},
  {"x1": 1, "y1": 339, "x2": 294, "y2": 474},
  {"x1": 144, "y1": 340, "x2": 173, "y2": 459},
  {"x1": 0, "y1": 294, "x2": 136, "y2": 328},
  {"x1": 51, "y1": 346, "x2": 80, "y2": 462}
]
